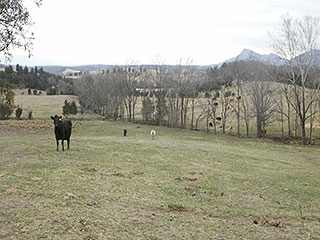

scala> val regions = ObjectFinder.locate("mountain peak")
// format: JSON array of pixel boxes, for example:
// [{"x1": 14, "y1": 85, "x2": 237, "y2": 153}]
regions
[
  {"x1": 213, "y1": 48, "x2": 285, "y2": 67},
  {"x1": 236, "y1": 49, "x2": 260, "y2": 61},
  {"x1": 240, "y1": 48, "x2": 254, "y2": 54}
]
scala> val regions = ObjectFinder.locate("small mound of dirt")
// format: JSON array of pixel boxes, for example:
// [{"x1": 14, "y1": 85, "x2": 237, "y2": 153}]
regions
[
  {"x1": 184, "y1": 177, "x2": 197, "y2": 182},
  {"x1": 112, "y1": 172, "x2": 124, "y2": 177},
  {"x1": 168, "y1": 204, "x2": 187, "y2": 212},
  {"x1": 187, "y1": 171, "x2": 203, "y2": 175},
  {"x1": 82, "y1": 167, "x2": 97, "y2": 172},
  {"x1": 262, "y1": 217, "x2": 284, "y2": 228}
]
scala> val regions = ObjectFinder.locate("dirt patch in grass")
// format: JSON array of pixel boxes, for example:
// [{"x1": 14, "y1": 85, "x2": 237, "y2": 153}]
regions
[
  {"x1": 101, "y1": 170, "x2": 125, "y2": 177},
  {"x1": 82, "y1": 167, "x2": 98, "y2": 172},
  {"x1": 168, "y1": 204, "x2": 187, "y2": 212},
  {"x1": 184, "y1": 177, "x2": 197, "y2": 182},
  {"x1": 262, "y1": 217, "x2": 284, "y2": 228},
  {"x1": 187, "y1": 171, "x2": 203, "y2": 175}
]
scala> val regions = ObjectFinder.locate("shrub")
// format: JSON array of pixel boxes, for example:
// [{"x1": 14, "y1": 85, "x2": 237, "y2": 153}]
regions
[
  {"x1": 47, "y1": 86, "x2": 57, "y2": 95},
  {"x1": 0, "y1": 104, "x2": 13, "y2": 119},
  {"x1": 63, "y1": 100, "x2": 78, "y2": 116},
  {"x1": 27, "y1": 110, "x2": 33, "y2": 120},
  {"x1": 15, "y1": 106, "x2": 23, "y2": 119}
]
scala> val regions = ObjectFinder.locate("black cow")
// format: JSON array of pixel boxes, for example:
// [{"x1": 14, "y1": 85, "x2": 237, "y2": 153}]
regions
[{"x1": 50, "y1": 115, "x2": 72, "y2": 151}]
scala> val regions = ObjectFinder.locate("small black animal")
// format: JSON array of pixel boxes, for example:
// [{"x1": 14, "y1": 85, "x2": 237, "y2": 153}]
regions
[
  {"x1": 51, "y1": 115, "x2": 72, "y2": 151},
  {"x1": 124, "y1": 128, "x2": 127, "y2": 137},
  {"x1": 216, "y1": 117, "x2": 222, "y2": 121},
  {"x1": 209, "y1": 122, "x2": 213, "y2": 127}
]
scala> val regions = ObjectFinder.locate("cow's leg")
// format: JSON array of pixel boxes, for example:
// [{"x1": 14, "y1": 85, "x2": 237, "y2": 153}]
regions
[
  {"x1": 62, "y1": 139, "x2": 65, "y2": 151},
  {"x1": 56, "y1": 139, "x2": 59, "y2": 151},
  {"x1": 67, "y1": 138, "x2": 70, "y2": 150}
]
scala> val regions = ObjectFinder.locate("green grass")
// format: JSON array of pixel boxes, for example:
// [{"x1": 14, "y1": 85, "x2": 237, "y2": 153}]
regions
[
  {"x1": 14, "y1": 93, "x2": 97, "y2": 120},
  {"x1": 1, "y1": 119, "x2": 320, "y2": 239},
  {"x1": 14, "y1": 90, "x2": 320, "y2": 139},
  {"x1": 1, "y1": 93, "x2": 319, "y2": 239}
]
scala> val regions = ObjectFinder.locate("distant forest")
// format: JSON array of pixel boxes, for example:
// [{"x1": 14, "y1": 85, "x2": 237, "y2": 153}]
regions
[{"x1": 0, "y1": 64, "x2": 75, "y2": 95}]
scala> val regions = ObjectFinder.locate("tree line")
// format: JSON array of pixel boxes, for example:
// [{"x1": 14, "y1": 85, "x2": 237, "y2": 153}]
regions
[
  {"x1": 0, "y1": 64, "x2": 74, "y2": 119},
  {"x1": 75, "y1": 14, "x2": 320, "y2": 145},
  {"x1": 0, "y1": 64, "x2": 65, "y2": 92},
  {"x1": 75, "y1": 58, "x2": 320, "y2": 144}
]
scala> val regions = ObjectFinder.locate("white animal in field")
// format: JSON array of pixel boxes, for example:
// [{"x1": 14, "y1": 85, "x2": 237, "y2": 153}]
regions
[{"x1": 151, "y1": 129, "x2": 156, "y2": 139}]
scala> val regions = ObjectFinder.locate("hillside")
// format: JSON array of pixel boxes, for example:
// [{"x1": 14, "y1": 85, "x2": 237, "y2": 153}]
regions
[{"x1": 1, "y1": 118, "x2": 319, "y2": 239}]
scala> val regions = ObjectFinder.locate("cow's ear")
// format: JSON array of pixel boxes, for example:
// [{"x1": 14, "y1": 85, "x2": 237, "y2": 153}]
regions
[
  {"x1": 50, "y1": 116, "x2": 54, "y2": 120},
  {"x1": 58, "y1": 116, "x2": 62, "y2": 121}
]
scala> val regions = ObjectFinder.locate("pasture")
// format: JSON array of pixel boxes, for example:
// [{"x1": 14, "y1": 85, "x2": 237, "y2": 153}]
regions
[{"x1": 0, "y1": 94, "x2": 319, "y2": 239}]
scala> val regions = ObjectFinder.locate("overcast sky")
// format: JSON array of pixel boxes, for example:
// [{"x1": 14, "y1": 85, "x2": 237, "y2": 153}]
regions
[{"x1": 1, "y1": 0, "x2": 320, "y2": 66}]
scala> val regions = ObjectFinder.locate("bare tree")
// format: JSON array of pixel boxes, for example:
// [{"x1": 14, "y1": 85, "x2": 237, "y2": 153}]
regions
[
  {"x1": 122, "y1": 61, "x2": 140, "y2": 121},
  {"x1": 76, "y1": 71, "x2": 125, "y2": 119},
  {"x1": 195, "y1": 104, "x2": 207, "y2": 131},
  {"x1": 240, "y1": 91, "x2": 253, "y2": 137},
  {"x1": 190, "y1": 90, "x2": 200, "y2": 130},
  {"x1": 218, "y1": 87, "x2": 234, "y2": 134},
  {"x1": 0, "y1": 0, "x2": 42, "y2": 59},
  {"x1": 246, "y1": 62, "x2": 276, "y2": 138},
  {"x1": 270, "y1": 14, "x2": 320, "y2": 144},
  {"x1": 224, "y1": 61, "x2": 248, "y2": 136},
  {"x1": 208, "y1": 97, "x2": 219, "y2": 134},
  {"x1": 172, "y1": 58, "x2": 196, "y2": 128},
  {"x1": 150, "y1": 56, "x2": 168, "y2": 126}
]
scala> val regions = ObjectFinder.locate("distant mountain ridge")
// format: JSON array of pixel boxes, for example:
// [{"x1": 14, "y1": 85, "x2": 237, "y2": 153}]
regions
[
  {"x1": 41, "y1": 49, "x2": 288, "y2": 75},
  {"x1": 41, "y1": 64, "x2": 115, "y2": 74},
  {"x1": 6, "y1": 48, "x2": 319, "y2": 75}
]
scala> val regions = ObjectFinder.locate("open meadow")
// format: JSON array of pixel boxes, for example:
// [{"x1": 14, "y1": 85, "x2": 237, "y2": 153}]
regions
[{"x1": 0, "y1": 94, "x2": 319, "y2": 239}]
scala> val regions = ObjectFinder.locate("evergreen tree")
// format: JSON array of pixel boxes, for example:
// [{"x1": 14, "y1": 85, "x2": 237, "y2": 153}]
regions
[
  {"x1": 70, "y1": 101, "x2": 78, "y2": 115},
  {"x1": 62, "y1": 100, "x2": 71, "y2": 116},
  {"x1": 62, "y1": 100, "x2": 78, "y2": 116},
  {"x1": 0, "y1": 80, "x2": 15, "y2": 119},
  {"x1": 23, "y1": 66, "x2": 29, "y2": 74},
  {"x1": 5, "y1": 65, "x2": 14, "y2": 75}
]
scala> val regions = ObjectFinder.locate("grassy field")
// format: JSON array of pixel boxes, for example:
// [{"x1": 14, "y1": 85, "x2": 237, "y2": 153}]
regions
[
  {"x1": 13, "y1": 89, "x2": 320, "y2": 139},
  {"x1": 13, "y1": 93, "x2": 80, "y2": 119},
  {"x1": 0, "y1": 94, "x2": 319, "y2": 239}
]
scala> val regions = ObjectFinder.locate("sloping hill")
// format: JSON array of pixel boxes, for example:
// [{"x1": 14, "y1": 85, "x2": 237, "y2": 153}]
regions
[{"x1": 0, "y1": 119, "x2": 319, "y2": 239}]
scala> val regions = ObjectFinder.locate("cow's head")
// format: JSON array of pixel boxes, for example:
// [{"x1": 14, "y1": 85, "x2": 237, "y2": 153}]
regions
[{"x1": 50, "y1": 115, "x2": 62, "y2": 127}]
